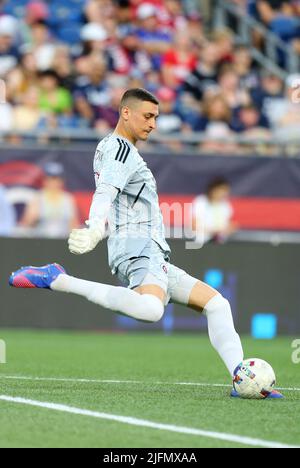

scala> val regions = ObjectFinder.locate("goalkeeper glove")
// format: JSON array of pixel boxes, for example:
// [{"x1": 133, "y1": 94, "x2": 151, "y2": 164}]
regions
[{"x1": 68, "y1": 218, "x2": 106, "y2": 255}]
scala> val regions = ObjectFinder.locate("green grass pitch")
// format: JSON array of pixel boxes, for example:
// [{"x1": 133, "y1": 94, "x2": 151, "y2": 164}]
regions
[{"x1": 0, "y1": 330, "x2": 299, "y2": 448}]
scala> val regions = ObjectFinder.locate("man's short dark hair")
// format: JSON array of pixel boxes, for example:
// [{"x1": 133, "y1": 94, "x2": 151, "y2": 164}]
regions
[
  {"x1": 206, "y1": 177, "x2": 230, "y2": 196},
  {"x1": 120, "y1": 88, "x2": 159, "y2": 109}
]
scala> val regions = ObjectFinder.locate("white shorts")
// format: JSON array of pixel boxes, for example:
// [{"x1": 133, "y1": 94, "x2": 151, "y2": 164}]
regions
[{"x1": 116, "y1": 240, "x2": 198, "y2": 306}]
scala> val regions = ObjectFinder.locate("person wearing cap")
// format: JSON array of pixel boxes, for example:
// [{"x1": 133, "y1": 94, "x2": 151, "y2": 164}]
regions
[
  {"x1": 79, "y1": 20, "x2": 131, "y2": 75},
  {"x1": 134, "y1": 3, "x2": 172, "y2": 71},
  {"x1": 80, "y1": 22, "x2": 109, "y2": 49},
  {"x1": 20, "y1": 162, "x2": 79, "y2": 238},
  {"x1": 0, "y1": 15, "x2": 20, "y2": 76},
  {"x1": 19, "y1": 1, "x2": 49, "y2": 46}
]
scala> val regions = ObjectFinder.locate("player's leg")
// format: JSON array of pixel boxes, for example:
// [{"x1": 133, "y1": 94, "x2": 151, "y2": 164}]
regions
[
  {"x1": 168, "y1": 265, "x2": 244, "y2": 376},
  {"x1": 131, "y1": 246, "x2": 169, "y2": 304},
  {"x1": 169, "y1": 268, "x2": 283, "y2": 398},
  {"x1": 9, "y1": 263, "x2": 164, "y2": 323},
  {"x1": 134, "y1": 284, "x2": 166, "y2": 303}
]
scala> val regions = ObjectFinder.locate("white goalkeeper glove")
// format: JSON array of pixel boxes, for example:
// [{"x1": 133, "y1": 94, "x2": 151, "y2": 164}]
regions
[{"x1": 68, "y1": 218, "x2": 106, "y2": 255}]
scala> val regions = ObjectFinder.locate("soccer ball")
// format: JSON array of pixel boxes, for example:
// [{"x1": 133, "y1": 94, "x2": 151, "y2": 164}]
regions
[{"x1": 233, "y1": 358, "x2": 276, "y2": 399}]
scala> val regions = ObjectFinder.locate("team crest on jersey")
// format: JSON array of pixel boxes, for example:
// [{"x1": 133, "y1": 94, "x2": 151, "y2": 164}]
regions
[
  {"x1": 95, "y1": 149, "x2": 103, "y2": 163},
  {"x1": 161, "y1": 264, "x2": 168, "y2": 274}
]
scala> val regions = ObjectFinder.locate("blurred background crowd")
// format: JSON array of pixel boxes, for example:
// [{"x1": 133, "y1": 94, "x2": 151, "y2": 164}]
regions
[
  {"x1": 0, "y1": 0, "x2": 300, "y2": 240},
  {"x1": 0, "y1": 0, "x2": 299, "y2": 151}
]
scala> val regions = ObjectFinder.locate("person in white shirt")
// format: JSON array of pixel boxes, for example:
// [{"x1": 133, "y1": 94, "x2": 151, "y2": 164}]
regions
[
  {"x1": 0, "y1": 184, "x2": 16, "y2": 236},
  {"x1": 192, "y1": 177, "x2": 238, "y2": 244}
]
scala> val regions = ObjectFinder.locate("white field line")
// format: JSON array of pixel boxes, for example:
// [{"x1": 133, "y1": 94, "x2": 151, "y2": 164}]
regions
[
  {"x1": 0, "y1": 374, "x2": 299, "y2": 392},
  {"x1": 0, "y1": 395, "x2": 298, "y2": 449}
]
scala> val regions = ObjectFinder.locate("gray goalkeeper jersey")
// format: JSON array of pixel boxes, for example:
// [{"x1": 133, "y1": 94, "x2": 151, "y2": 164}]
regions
[{"x1": 93, "y1": 133, "x2": 171, "y2": 272}]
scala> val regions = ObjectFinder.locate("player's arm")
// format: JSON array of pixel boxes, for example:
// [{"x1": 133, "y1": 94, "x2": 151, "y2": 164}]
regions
[
  {"x1": 68, "y1": 138, "x2": 134, "y2": 255},
  {"x1": 68, "y1": 183, "x2": 118, "y2": 255}
]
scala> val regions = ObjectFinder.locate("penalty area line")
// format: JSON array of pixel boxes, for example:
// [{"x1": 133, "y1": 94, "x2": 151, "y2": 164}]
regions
[{"x1": 0, "y1": 395, "x2": 298, "y2": 449}]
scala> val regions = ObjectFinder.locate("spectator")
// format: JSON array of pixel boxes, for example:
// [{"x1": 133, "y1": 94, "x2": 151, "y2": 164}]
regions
[
  {"x1": 185, "y1": 11, "x2": 205, "y2": 47},
  {"x1": 196, "y1": 94, "x2": 238, "y2": 153},
  {"x1": 6, "y1": 50, "x2": 39, "y2": 104},
  {"x1": 175, "y1": 91, "x2": 202, "y2": 130},
  {"x1": 115, "y1": 0, "x2": 133, "y2": 37},
  {"x1": 232, "y1": 45, "x2": 259, "y2": 91},
  {"x1": 191, "y1": 177, "x2": 238, "y2": 244},
  {"x1": 218, "y1": 65, "x2": 251, "y2": 111},
  {"x1": 155, "y1": 86, "x2": 184, "y2": 134},
  {"x1": 29, "y1": 20, "x2": 57, "y2": 71},
  {"x1": 212, "y1": 29, "x2": 235, "y2": 65},
  {"x1": 79, "y1": 22, "x2": 109, "y2": 57},
  {"x1": 232, "y1": 103, "x2": 272, "y2": 153},
  {"x1": 0, "y1": 100, "x2": 13, "y2": 131},
  {"x1": 74, "y1": 53, "x2": 110, "y2": 126},
  {"x1": 19, "y1": 0, "x2": 49, "y2": 45},
  {"x1": 20, "y1": 162, "x2": 79, "y2": 238},
  {"x1": 159, "y1": 0, "x2": 188, "y2": 31},
  {"x1": 0, "y1": 15, "x2": 19, "y2": 77},
  {"x1": 0, "y1": 185, "x2": 16, "y2": 236},
  {"x1": 94, "y1": 82, "x2": 127, "y2": 132},
  {"x1": 196, "y1": 93, "x2": 233, "y2": 131},
  {"x1": 134, "y1": 2, "x2": 173, "y2": 72},
  {"x1": 257, "y1": 0, "x2": 299, "y2": 42},
  {"x1": 84, "y1": 0, "x2": 116, "y2": 25},
  {"x1": 12, "y1": 85, "x2": 43, "y2": 131},
  {"x1": 273, "y1": 74, "x2": 300, "y2": 138},
  {"x1": 232, "y1": 103, "x2": 271, "y2": 134},
  {"x1": 143, "y1": 69, "x2": 161, "y2": 94},
  {"x1": 161, "y1": 30, "x2": 198, "y2": 89},
  {"x1": 182, "y1": 41, "x2": 219, "y2": 101},
  {"x1": 251, "y1": 70, "x2": 284, "y2": 124},
  {"x1": 38, "y1": 69, "x2": 72, "y2": 115},
  {"x1": 51, "y1": 45, "x2": 76, "y2": 90}
]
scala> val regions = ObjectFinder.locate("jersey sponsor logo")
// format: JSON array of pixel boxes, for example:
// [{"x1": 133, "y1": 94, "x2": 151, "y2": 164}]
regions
[{"x1": 115, "y1": 138, "x2": 130, "y2": 163}]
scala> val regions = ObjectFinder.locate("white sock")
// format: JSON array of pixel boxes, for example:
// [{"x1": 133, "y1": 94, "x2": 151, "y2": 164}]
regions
[
  {"x1": 51, "y1": 274, "x2": 164, "y2": 323},
  {"x1": 204, "y1": 294, "x2": 244, "y2": 376}
]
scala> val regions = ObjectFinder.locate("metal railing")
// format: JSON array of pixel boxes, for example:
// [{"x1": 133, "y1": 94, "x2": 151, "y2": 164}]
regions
[
  {"x1": 0, "y1": 129, "x2": 300, "y2": 157},
  {"x1": 214, "y1": 1, "x2": 300, "y2": 80}
]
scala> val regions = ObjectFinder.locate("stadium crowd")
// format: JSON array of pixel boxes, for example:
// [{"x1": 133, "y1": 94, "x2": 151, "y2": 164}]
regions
[{"x1": 0, "y1": 0, "x2": 299, "y2": 153}]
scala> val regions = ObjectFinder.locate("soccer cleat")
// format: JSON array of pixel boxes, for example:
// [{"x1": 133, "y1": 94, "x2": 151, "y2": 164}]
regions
[
  {"x1": 230, "y1": 388, "x2": 284, "y2": 399},
  {"x1": 9, "y1": 263, "x2": 66, "y2": 290}
]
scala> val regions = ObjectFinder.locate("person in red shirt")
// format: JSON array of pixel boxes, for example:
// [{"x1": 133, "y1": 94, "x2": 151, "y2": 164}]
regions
[{"x1": 162, "y1": 31, "x2": 198, "y2": 88}]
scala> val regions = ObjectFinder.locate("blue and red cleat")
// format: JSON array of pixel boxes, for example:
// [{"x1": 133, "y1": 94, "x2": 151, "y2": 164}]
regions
[
  {"x1": 9, "y1": 263, "x2": 66, "y2": 290},
  {"x1": 230, "y1": 388, "x2": 284, "y2": 399}
]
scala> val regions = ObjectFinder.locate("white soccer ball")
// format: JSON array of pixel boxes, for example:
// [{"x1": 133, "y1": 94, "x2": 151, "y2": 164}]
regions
[{"x1": 233, "y1": 358, "x2": 276, "y2": 399}]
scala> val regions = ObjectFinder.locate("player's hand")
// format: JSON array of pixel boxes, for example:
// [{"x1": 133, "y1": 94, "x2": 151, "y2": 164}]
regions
[{"x1": 68, "y1": 218, "x2": 106, "y2": 255}]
